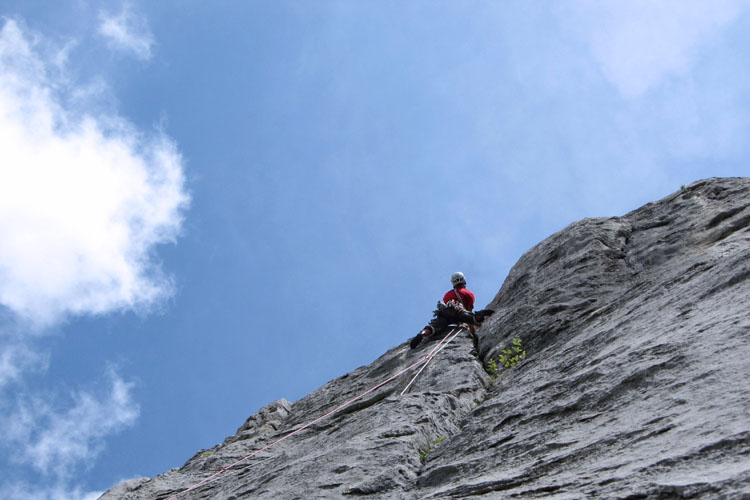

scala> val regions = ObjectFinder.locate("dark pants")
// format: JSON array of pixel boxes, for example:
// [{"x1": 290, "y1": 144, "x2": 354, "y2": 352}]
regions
[{"x1": 425, "y1": 306, "x2": 476, "y2": 337}]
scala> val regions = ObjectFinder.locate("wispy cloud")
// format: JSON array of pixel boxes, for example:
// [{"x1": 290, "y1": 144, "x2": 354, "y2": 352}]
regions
[
  {"x1": 1, "y1": 370, "x2": 136, "y2": 500},
  {"x1": 0, "y1": 482, "x2": 104, "y2": 500},
  {"x1": 97, "y1": 4, "x2": 154, "y2": 60},
  {"x1": 0, "y1": 343, "x2": 48, "y2": 389},
  {"x1": 559, "y1": 0, "x2": 745, "y2": 98},
  {"x1": 4, "y1": 370, "x2": 139, "y2": 479}
]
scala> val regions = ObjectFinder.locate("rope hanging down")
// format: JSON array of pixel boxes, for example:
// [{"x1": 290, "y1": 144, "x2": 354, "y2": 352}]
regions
[
  {"x1": 400, "y1": 326, "x2": 462, "y2": 395},
  {"x1": 166, "y1": 327, "x2": 466, "y2": 500}
]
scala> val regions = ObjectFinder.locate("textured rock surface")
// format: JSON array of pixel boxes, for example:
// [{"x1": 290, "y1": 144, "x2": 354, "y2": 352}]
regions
[{"x1": 101, "y1": 177, "x2": 750, "y2": 499}]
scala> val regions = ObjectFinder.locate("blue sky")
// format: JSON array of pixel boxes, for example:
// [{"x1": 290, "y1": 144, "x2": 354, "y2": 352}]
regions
[{"x1": 0, "y1": 1, "x2": 749, "y2": 498}]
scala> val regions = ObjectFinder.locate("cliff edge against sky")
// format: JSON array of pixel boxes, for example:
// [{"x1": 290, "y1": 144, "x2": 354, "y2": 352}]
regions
[{"x1": 103, "y1": 177, "x2": 750, "y2": 499}]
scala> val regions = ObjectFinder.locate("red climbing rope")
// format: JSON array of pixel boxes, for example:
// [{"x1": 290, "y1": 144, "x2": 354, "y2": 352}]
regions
[{"x1": 166, "y1": 327, "x2": 464, "y2": 500}]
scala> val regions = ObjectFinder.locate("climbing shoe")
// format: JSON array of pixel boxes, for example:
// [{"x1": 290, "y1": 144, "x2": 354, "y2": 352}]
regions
[
  {"x1": 409, "y1": 333, "x2": 423, "y2": 349},
  {"x1": 474, "y1": 309, "x2": 495, "y2": 323}
]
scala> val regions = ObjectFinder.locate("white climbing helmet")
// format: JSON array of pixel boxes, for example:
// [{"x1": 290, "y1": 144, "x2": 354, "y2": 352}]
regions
[{"x1": 450, "y1": 272, "x2": 466, "y2": 287}]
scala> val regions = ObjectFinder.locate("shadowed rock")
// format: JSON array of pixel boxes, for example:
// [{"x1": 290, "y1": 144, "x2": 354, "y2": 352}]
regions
[{"x1": 101, "y1": 177, "x2": 750, "y2": 499}]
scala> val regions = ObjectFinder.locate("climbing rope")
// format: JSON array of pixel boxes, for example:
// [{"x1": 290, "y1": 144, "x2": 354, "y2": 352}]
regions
[
  {"x1": 400, "y1": 326, "x2": 463, "y2": 395},
  {"x1": 165, "y1": 327, "x2": 464, "y2": 500}
]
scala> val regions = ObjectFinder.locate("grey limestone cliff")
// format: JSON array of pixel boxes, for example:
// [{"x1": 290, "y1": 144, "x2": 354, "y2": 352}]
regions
[{"x1": 102, "y1": 177, "x2": 750, "y2": 499}]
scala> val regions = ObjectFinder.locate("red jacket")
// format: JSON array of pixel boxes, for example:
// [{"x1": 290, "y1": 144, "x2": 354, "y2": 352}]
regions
[{"x1": 443, "y1": 287, "x2": 475, "y2": 311}]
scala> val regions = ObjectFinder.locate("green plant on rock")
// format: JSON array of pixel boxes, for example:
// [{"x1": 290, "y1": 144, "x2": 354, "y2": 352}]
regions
[
  {"x1": 486, "y1": 357, "x2": 498, "y2": 378},
  {"x1": 498, "y1": 338, "x2": 526, "y2": 368},
  {"x1": 485, "y1": 338, "x2": 526, "y2": 378},
  {"x1": 419, "y1": 436, "x2": 448, "y2": 462}
]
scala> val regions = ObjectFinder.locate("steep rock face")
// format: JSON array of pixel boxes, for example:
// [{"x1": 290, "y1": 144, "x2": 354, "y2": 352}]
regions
[
  {"x1": 103, "y1": 327, "x2": 491, "y2": 499},
  {"x1": 421, "y1": 177, "x2": 750, "y2": 499},
  {"x1": 102, "y1": 177, "x2": 750, "y2": 499}
]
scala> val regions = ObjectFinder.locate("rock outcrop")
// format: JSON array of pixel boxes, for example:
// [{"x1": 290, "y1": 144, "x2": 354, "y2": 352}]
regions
[{"x1": 102, "y1": 177, "x2": 750, "y2": 499}]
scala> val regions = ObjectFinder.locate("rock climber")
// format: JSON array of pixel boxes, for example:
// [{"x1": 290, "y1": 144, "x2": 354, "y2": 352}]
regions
[{"x1": 409, "y1": 272, "x2": 493, "y2": 349}]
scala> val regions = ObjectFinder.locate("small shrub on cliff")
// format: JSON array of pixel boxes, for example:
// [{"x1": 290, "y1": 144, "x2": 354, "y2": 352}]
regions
[
  {"x1": 419, "y1": 436, "x2": 448, "y2": 462},
  {"x1": 487, "y1": 338, "x2": 526, "y2": 377},
  {"x1": 486, "y1": 357, "x2": 498, "y2": 378},
  {"x1": 499, "y1": 338, "x2": 526, "y2": 368}
]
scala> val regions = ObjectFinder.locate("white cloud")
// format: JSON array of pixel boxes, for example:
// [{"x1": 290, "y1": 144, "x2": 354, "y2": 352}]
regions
[
  {"x1": 559, "y1": 0, "x2": 746, "y2": 98},
  {"x1": 97, "y1": 5, "x2": 154, "y2": 60},
  {"x1": 0, "y1": 17, "x2": 185, "y2": 497},
  {"x1": 0, "y1": 343, "x2": 48, "y2": 389},
  {"x1": 0, "y1": 19, "x2": 188, "y2": 327},
  {"x1": 4, "y1": 369, "x2": 139, "y2": 480}
]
